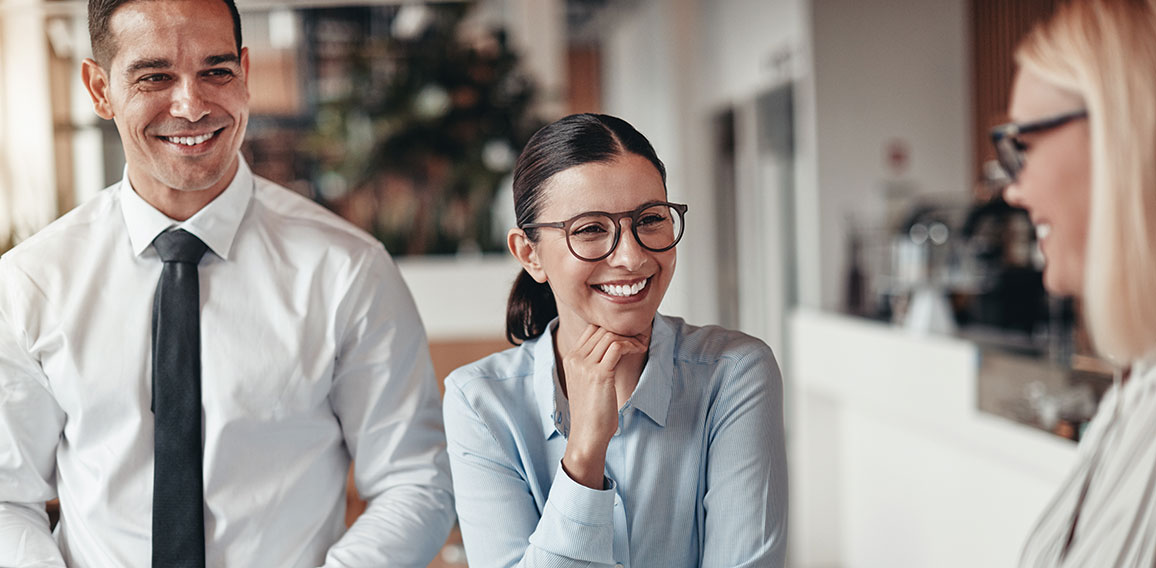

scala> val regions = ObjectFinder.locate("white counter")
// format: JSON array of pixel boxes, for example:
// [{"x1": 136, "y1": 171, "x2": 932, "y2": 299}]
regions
[{"x1": 788, "y1": 310, "x2": 1077, "y2": 568}]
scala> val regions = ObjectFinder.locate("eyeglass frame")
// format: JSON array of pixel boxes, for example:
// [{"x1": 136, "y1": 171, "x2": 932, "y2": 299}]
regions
[
  {"x1": 989, "y1": 108, "x2": 1088, "y2": 182},
  {"x1": 520, "y1": 201, "x2": 689, "y2": 262}
]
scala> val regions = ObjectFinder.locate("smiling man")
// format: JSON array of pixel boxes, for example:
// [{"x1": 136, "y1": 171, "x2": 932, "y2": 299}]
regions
[{"x1": 0, "y1": 1, "x2": 454, "y2": 567}]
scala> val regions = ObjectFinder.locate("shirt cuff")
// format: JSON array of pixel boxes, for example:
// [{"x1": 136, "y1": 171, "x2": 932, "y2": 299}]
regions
[{"x1": 526, "y1": 460, "x2": 617, "y2": 563}]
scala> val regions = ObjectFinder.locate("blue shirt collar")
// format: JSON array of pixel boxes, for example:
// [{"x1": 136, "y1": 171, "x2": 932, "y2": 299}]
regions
[
  {"x1": 631, "y1": 313, "x2": 675, "y2": 428},
  {"x1": 532, "y1": 314, "x2": 676, "y2": 440},
  {"x1": 120, "y1": 155, "x2": 254, "y2": 260}
]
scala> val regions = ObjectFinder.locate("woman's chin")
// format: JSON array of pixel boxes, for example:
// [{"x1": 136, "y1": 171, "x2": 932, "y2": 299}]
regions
[
  {"x1": 1042, "y1": 265, "x2": 1083, "y2": 298},
  {"x1": 596, "y1": 317, "x2": 654, "y2": 339}
]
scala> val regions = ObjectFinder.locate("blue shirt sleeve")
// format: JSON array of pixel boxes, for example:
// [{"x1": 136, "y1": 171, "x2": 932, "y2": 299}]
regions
[
  {"x1": 701, "y1": 341, "x2": 788, "y2": 567},
  {"x1": 444, "y1": 376, "x2": 619, "y2": 568}
]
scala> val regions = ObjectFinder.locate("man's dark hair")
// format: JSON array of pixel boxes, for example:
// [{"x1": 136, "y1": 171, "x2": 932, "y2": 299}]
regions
[{"x1": 88, "y1": 0, "x2": 242, "y2": 67}]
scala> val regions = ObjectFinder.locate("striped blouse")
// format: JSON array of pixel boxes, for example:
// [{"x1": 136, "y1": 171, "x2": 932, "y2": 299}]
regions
[{"x1": 1020, "y1": 353, "x2": 1156, "y2": 567}]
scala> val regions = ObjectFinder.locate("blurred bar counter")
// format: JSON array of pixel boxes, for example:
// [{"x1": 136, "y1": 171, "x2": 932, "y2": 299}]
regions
[{"x1": 789, "y1": 309, "x2": 1077, "y2": 568}]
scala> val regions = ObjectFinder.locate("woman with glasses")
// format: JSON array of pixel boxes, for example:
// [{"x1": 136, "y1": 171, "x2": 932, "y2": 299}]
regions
[
  {"x1": 995, "y1": 1, "x2": 1156, "y2": 565},
  {"x1": 442, "y1": 113, "x2": 787, "y2": 567}
]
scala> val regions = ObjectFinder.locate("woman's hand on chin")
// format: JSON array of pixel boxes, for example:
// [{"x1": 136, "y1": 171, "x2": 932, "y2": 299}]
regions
[{"x1": 561, "y1": 324, "x2": 647, "y2": 489}]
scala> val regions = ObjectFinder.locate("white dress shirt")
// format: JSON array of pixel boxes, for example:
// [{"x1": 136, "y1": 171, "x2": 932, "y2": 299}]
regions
[
  {"x1": 1020, "y1": 353, "x2": 1156, "y2": 567},
  {"x1": 0, "y1": 159, "x2": 454, "y2": 567}
]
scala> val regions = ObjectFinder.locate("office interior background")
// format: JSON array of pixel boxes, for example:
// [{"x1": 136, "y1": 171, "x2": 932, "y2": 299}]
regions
[{"x1": 0, "y1": 0, "x2": 1097, "y2": 566}]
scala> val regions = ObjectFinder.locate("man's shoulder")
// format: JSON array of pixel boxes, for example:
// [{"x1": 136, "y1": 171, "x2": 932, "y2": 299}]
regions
[
  {"x1": 2, "y1": 187, "x2": 120, "y2": 266},
  {"x1": 249, "y1": 176, "x2": 382, "y2": 254}
]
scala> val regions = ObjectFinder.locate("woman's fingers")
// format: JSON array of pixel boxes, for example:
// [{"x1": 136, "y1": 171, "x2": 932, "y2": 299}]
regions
[
  {"x1": 566, "y1": 325, "x2": 651, "y2": 380},
  {"x1": 621, "y1": 333, "x2": 650, "y2": 353},
  {"x1": 586, "y1": 331, "x2": 648, "y2": 368},
  {"x1": 584, "y1": 329, "x2": 620, "y2": 363},
  {"x1": 605, "y1": 335, "x2": 651, "y2": 364},
  {"x1": 573, "y1": 324, "x2": 601, "y2": 358},
  {"x1": 629, "y1": 330, "x2": 651, "y2": 350},
  {"x1": 600, "y1": 341, "x2": 628, "y2": 369}
]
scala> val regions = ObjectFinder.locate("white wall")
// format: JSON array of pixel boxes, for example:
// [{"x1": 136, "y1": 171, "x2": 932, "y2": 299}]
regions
[
  {"x1": 398, "y1": 255, "x2": 518, "y2": 340},
  {"x1": 810, "y1": 0, "x2": 971, "y2": 310},
  {"x1": 600, "y1": 0, "x2": 809, "y2": 335},
  {"x1": 699, "y1": 0, "x2": 806, "y2": 111}
]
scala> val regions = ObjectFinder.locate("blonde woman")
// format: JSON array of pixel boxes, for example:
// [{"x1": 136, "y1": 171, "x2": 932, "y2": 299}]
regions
[{"x1": 993, "y1": 0, "x2": 1156, "y2": 564}]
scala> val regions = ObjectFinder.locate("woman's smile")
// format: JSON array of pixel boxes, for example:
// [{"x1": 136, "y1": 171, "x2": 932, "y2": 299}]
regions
[{"x1": 592, "y1": 276, "x2": 651, "y2": 300}]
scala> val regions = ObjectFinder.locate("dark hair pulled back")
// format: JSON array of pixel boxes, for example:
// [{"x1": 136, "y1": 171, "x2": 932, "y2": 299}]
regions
[{"x1": 505, "y1": 113, "x2": 666, "y2": 344}]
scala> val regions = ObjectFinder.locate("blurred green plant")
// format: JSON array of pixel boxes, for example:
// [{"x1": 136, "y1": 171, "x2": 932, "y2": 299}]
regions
[{"x1": 304, "y1": 4, "x2": 543, "y2": 256}]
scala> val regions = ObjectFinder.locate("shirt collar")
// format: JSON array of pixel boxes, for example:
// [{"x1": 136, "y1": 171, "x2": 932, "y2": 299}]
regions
[
  {"x1": 1134, "y1": 349, "x2": 1156, "y2": 375},
  {"x1": 629, "y1": 313, "x2": 675, "y2": 428},
  {"x1": 120, "y1": 155, "x2": 254, "y2": 259},
  {"x1": 531, "y1": 314, "x2": 676, "y2": 439}
]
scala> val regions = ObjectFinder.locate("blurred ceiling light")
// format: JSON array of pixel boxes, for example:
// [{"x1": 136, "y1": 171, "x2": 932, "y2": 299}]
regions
[
  {"x1": 413, "y1": 84, "x2": 451, "y2": 119},
  {"x1": 46, "y1": 18, "x2": 74, "y2": 58},
  {"x1": 393, "y1": 3, "x2": 433, "y2": 40},
  {"x1": 482, "y1": 139, "x2": 516, "y2": 172},
  {"x1": 268, "y1": 8, "x2": 298, "y2": 49}
]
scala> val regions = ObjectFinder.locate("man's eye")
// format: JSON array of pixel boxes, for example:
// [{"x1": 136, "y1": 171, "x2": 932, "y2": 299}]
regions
[
  {"x1": 205, "y1": 69, "x2": 235, "y2": 78},
  {"x1": 139, "y1": 74, "x2": 171, "y2": 83}
]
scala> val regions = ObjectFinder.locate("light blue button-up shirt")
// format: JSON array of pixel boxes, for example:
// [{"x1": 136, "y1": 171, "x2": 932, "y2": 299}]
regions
[{"x1": 443, "y1": 313, "x2": 787, "y2": 567}]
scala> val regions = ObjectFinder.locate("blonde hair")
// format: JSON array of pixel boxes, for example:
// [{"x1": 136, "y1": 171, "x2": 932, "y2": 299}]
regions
[{"x1": 1016, "y1": 0, "x2": 1156, "y2": 361}]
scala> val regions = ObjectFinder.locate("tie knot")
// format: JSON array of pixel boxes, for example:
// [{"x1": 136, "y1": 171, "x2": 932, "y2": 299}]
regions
[{"x1": 153, "y1": 229, "x2": 208, "y2": 264}]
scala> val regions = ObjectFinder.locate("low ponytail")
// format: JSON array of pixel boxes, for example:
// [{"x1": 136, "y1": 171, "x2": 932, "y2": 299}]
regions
[{"x1": 505, "y1": 269, "x2": 557, "y2": 344}]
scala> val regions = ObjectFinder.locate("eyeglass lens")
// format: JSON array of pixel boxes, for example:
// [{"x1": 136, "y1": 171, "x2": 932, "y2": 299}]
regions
[
  {"x1": 567, "y1": 203, "x2": 684, "y2": 260},
  {"x1": 995, "y1": 135, "x2": 1024, "y2": 181}
]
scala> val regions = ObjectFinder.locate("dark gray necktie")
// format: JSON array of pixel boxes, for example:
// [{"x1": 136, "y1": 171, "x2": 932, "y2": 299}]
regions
[{"x1": 151, "y1": 228, "x2": 208, "y2": 568}]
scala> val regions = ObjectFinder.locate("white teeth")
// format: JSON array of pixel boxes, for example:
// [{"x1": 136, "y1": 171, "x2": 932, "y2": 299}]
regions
[
  {"x1": 165, "y1": 132, "x2": 214, "y2": 146},
  {"x1": 598, "y1": 279, "x2": 647, "y2": 297},
  {"x1": 1036, "y1": 224, "x2": 1052, "y2": 240}
]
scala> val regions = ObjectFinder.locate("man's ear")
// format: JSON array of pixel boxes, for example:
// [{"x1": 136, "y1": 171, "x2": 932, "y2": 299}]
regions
[
  {"x1": 508, "y1": 228, "x2": 547, "y2": 283},
  {"x1": 240, "y1": 46, "x2": 251, "y2": 88},
  {"x1": 81, "y1": 58, "x2": 114, "y2": 120}
]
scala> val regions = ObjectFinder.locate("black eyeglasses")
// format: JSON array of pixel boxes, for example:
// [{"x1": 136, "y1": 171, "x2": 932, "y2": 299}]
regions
[
  {"x1": 521, "y1": 201, "x2": 688, "y2": 262},
  {"x1": 990, "y1": 109, "x2": 1088, "y2": 182}
]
